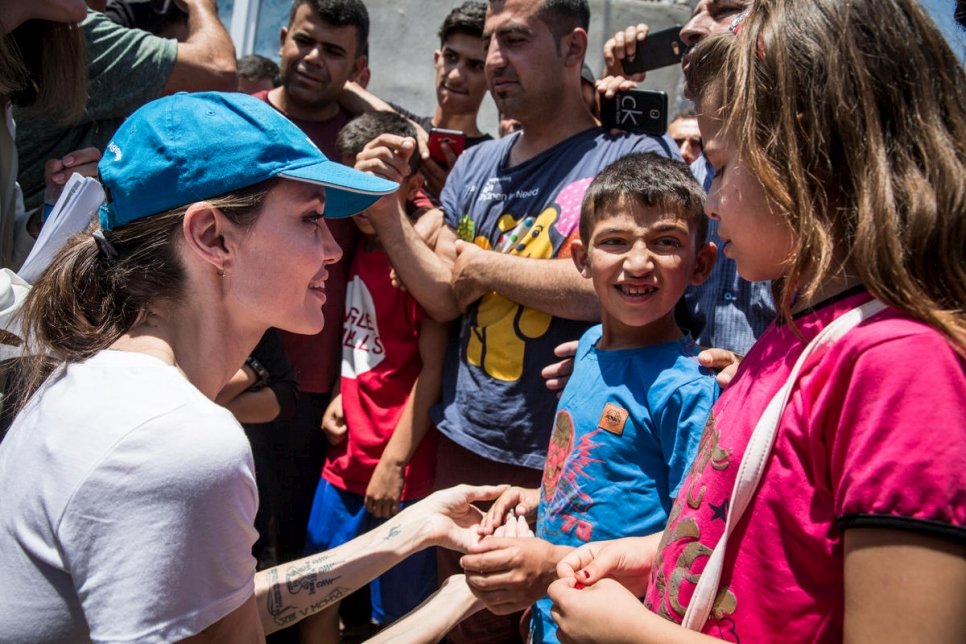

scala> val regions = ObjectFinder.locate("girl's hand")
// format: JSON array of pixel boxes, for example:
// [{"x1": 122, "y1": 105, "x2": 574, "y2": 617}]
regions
[
  {"x1": 320, "y1": 394, "x2": 347, "y2": 445},
  {"x1": 548, "y1": 576, "x2": 648, "y2": 643},
  {"x1": 556, "y1": 534, "x2": 662, "y2": 598},
  {"x1": 366, "y1": 459, "x2": 405, "y2": 518}
]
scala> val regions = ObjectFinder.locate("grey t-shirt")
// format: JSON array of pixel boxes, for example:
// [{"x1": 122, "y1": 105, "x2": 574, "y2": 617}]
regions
[{"x1": 15, "y1": 9, "x2": 177, "y2": 211}]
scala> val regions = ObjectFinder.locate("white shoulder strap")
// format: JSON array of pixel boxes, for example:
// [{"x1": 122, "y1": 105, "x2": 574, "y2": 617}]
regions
[{"x1": 682, "y1": 299, "x2": 887, "y2": 631}]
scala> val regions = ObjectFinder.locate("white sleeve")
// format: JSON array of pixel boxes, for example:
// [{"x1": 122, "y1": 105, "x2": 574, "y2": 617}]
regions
[{"x1": 57, "y1": 403, "x2": 258, "y2": 643}]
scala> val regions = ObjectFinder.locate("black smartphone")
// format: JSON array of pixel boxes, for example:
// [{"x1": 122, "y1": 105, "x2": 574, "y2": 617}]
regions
[
  {"x1": 620, "y1": 25, "x2": 687, "y2": 75},
  {"x1": 600, "y1": 89, "x2": 668, "y2": 136}
]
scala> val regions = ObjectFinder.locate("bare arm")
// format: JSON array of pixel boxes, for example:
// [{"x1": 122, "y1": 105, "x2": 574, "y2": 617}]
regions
[
  {"x1": 363, "y1": 575, "x2": 484, "y2": 644},
  {"x1": 163, "y1": 0, "x2": 236, "y2": 94},
  {"x1": 843, "y1": 528, "x2": 966, "y2": 643},
  {"x1": 452, "y1": 240, "x2": 601, "y2": 321},
  {"x1": 366, "y1": 318, "x2": 449, "y2": 518},
  {"x1": 253, "y1": 484, "x2": 506, "y2": 634},
  {"x1": 354, "y1": 135, "x2": 461, "y2": 321}
]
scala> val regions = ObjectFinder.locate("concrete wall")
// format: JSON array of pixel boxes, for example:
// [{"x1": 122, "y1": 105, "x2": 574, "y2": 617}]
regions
[{"x1": 220, "y1": 0, "x2": 693, "y2": 135}]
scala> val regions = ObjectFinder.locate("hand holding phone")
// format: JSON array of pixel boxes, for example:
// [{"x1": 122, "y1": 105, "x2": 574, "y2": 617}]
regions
[
  {"x1": 619, "y1": 25, "x2": 686, "y2": 75},
  {"x1": 427, "y1": 128, "x2": 466, "y2": 165},
  {"x1": 600, "y1": 89, "x2": 668, "y2": 136}
]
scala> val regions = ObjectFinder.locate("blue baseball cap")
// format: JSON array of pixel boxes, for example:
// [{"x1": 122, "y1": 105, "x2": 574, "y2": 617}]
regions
[{"x1": 98, "y1": 92, "x2": 398, "y2": 230}]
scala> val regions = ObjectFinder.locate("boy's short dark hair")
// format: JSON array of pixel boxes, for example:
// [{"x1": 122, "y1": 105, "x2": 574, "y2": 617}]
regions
[
  {"x1": 288, "y1": 0, "x2": 369, "y2": 57},
  {"x1": 336, "y1": 111, "x2": 420, "y2": 176},
  {"x1": 438, "y1": 2, "x2": 486, "y2": 44},
  {"x1": 237, "y1": 54, "x2": 279, "y2": 84},
  {"x1": 580, "y1": 153, "x2": 707, "y2": 245},
  {"x1": 536, "y1": 0, "x2": 590, "y2": 46}
]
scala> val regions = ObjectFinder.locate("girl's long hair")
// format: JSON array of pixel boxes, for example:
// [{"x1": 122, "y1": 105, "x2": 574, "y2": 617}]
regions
[{"x1": 691, "y1": 0, "x2": 966, "y2": 354}]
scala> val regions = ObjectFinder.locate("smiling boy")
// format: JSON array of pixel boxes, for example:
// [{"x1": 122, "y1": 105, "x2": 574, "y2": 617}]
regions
[{"x1": 461, "y1": 152, "x2": 719, "y2": 642}]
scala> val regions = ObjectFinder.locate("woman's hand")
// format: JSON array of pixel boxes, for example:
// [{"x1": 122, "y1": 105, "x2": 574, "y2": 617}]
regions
[
  {"x1": 478, "y1": 486, "x2": 540, "y2": 535},
  {"x1": 413, "y1": 484, "x2": 509, "y2": 552}
]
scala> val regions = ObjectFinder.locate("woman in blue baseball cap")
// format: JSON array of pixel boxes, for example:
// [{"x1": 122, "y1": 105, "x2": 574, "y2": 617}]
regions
[{"x1": 0, "y1": 92, "x2": 505, "y2": 641}]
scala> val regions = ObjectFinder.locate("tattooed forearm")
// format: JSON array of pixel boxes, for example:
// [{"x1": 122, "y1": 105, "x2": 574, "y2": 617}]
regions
[
  {"x1": 285, "y1": 555, "x2": 345, "y2": 596},
  {"x1": 296, "y1": 586, "x2": 352, "y2": 618},
  {"x1": 266, "y1": 567, "x2": 297, "y2": 627},
  {"x1": 384, "y1": 525, "x2": 401, "y2": 541}
]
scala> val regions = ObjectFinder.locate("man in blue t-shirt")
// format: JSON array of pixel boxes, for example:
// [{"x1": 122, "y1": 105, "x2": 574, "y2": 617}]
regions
[{"x1": 355, "y1": 1, "x2": 677, "y2": 640}]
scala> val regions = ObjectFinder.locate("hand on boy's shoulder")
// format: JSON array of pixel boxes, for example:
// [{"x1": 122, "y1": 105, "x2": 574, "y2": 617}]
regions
[{"x1": 697, "y1": 347, "x2": 742, "y2": 388}]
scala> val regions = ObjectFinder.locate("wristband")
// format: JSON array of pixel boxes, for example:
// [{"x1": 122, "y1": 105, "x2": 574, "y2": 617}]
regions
[{"x1": 245, "y1": 355, "x2": 271, "y2": 390}]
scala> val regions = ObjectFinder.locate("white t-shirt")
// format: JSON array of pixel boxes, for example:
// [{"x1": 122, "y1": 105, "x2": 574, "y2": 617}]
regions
[{"x1": 0, "y1": 350, "x2": 258, "y2": 642}]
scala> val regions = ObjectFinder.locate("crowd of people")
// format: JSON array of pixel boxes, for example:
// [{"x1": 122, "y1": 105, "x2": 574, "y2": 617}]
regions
[{"x1": 0, "y1": 0, "x2": 963, "y2": 642}]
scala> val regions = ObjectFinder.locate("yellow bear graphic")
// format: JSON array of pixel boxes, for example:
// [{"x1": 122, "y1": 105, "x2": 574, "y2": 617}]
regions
[{"x1": 465, "y1": 206, "x2": 559, "y2": 381}]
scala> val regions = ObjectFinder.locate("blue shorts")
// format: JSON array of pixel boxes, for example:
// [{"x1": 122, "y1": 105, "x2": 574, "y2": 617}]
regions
[{"x1": 305, "y1": 478, "x2": 437, "y2": 624}]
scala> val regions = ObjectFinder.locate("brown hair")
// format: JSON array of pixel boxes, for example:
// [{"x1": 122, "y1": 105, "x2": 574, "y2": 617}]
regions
[
  {"x1": 579, "y1": 152, "x2": 707, "y2": 246},
  {"x1": 11, "y1": 180, "x2": 276, "y2": 413},
  {"x1": 0, "y1": 19, "x2": 87, "y2": 123},
  {"x1": 688, "y1": 0, "x2": 966, "y2": 354}
]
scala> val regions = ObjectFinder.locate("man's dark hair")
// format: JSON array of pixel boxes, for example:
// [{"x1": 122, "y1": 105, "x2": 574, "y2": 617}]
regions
[
  {"x1": 237, "y1": 54, "x2": 279, "y2": 83},
  {"x1": 288, "y1": 0, "x2": 370, "y2": 57},
  {"x1": 438, "y1": 2, "x2": 487, "y2": 44},
  {"x1": 579, "y1": 153, "x2": 708, "y2": 245},
  {"x1": 536, "y1": 0, "x2": 590, "y2": 46},
  {"x1": 337, "y1": 111, "x2": 420, "y2": 175}
]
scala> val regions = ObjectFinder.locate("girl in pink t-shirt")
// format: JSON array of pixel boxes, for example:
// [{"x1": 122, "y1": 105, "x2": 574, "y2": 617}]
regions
[{"x1": 547, "y1": 1, "x2": 966, "y2": 642}]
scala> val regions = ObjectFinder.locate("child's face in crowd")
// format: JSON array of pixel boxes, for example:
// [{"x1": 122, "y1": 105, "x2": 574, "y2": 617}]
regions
[
  {"x1": 435, "y1": 33, "x2": 488, "y2": 116},
  {"x1": 343, "y1": 154, "x2": 422, "y2": 237},
  {"x1": 699, "y1": 111, "x2": 796, "y2": 283},
  {"x1": 572, "y1": 200, "x2": 714, "y2": 349}
]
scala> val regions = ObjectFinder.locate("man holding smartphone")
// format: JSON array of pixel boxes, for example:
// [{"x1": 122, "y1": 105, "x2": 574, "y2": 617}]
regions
[{"x1": 353, "y1": 1, "x2": 676, "y2": 641}]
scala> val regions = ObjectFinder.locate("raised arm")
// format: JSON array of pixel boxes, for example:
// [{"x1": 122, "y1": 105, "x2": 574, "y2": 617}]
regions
[
  {"x1": 354, "y1": 135, "x2": 461, "y2": 321},
  {"x1": 163, "y1": 0, "x2": 236, "y2": 94}
]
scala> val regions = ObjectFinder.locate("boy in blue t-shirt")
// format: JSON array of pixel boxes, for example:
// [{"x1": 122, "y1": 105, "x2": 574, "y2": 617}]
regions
[{"x1": 458, "y1": 152, "x2": 720, "y2": 642}]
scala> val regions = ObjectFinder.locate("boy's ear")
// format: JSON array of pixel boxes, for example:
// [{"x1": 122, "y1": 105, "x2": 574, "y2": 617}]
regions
[
  {"x1": 570, "y1": 238, "x2": 591, "y2": 278},
  {"x1": 689, "y1": 241, "x2": 718, "y2": 286},
  {"x1": 182, "y1": 202, "x2": 231, "y2": 274}
]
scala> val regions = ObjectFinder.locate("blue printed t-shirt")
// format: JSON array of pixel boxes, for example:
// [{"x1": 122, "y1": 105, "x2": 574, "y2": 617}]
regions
[
  {"x1": 436, "y1": 128, "x2": 676, "y2": 469},
  {"x1": 531, "y1": 325, "x2": 719, "y2": 643}
]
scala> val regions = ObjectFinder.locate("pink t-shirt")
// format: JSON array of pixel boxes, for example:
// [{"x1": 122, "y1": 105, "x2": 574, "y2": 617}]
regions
[
  {"x1": 322, "y1": 241, "x2": 437, "y2": 500},
  {"x1": 644, "y1": 289, "x2": 966, "y2": 642}
]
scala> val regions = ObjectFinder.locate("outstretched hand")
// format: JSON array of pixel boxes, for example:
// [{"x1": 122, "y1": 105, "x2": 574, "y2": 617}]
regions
[
  {"x1": 416, "y1": 484, "x2": 509, "y2": 553},
  {"x1": 478, "y1": 486, "x2": 540, "y2": 535}
]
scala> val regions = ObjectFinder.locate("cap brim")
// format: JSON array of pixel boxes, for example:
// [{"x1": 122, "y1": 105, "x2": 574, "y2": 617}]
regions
[{"x1": 280, "y1": 159, "x2": 399, "y2": 219}]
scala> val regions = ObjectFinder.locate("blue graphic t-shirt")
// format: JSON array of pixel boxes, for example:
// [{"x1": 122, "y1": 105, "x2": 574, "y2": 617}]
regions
[
  {"x1": 436, "y1": 128, "x2": 676, "y2": 469},
  {"x1": 531, "y1": 325, "x2": 718, "y2": 642}
]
